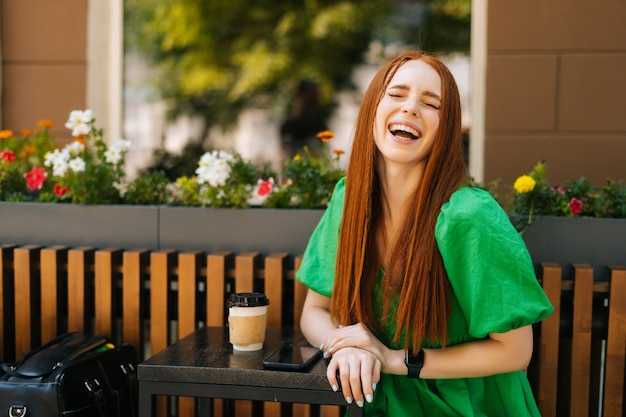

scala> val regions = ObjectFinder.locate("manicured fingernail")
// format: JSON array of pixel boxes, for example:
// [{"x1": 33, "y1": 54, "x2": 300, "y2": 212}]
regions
[
  {"x1": 323, "y1": 351, "x2": 328, "y2": 359},
  {"x1": 345, "y1": 396, "x2": 353, "y2": 405},
  {"x1": 319, "y1": 343, "x2": 324, "y2": 350},
  {"x1": 372, "y1": 382, "x2": 377, "y2": 391},
  {"x1": 332, "y1": 384, "x2": 338, "y2": 392},
  {"x1": 357, "y1": 400, "x2": 364, "y2": 408},
  {"x1": 366, "y1": 394, "x2": 373, "y2": 403}
]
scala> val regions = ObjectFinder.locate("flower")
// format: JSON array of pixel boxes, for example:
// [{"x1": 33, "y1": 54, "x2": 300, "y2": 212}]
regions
[
  {"x1": 513, "y1": 175, "x2": 536, "y2": 194},
  {"x1": 54, "y1": 183, "x2": 68, "y2": 197},
  {"x1": 64, "y1": 109, "x2": 94, "y2": 137},
  {"x1": 0, "y1": 130, "x2": 13, "y2": 140},
  {"x1": 195, "y1": 150, "x2": 235, "y2": 187},
  {"x1": 509, "y1": 161, "x2": 626, "y2": 229},
  {"x1": 24, "y1": 167, "x2": 47, "y2": 190},
  {"x1": 568, "y1": 198, "x2": 583, "y2": 215},
  {"x1": 1, "y1": 151, "x2": 15, "y2": 163},
  {"x1": 316, "y1": 130, "x2": 335, "y2": 142}
]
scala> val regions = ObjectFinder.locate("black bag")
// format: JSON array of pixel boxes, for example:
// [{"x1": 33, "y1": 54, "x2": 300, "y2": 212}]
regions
[{"x1": 0, "y1": 332, "x2": 138, "y2": 417}]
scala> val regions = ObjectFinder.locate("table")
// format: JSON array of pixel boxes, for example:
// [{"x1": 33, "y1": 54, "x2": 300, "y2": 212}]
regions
[{"x1": 138, "y1": 326, "x2": 364, "y2": 417}]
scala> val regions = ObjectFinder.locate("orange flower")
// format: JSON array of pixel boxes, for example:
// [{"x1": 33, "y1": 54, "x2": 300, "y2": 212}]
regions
[
  {"x1": 73, "y1": 136, "x2": 87, "y2": 147},
  {"x1": 20, "y1": 145, "x2": 36, "y2": 157},
  {"x1": 37, "y1": 119, "x2": 54, "y2": 129},
  {"x1": 21, "y1": 128, "x2": 32, "y2": 137},
  {"x1": 316, "y1": 130, "x2": 335, "y2": 142},
  {"x1": 0, "y1": 129, "x2": 14, "y2": 139},
  {"x1": 332, "y1": 149, "x2": 345, "y2": 156}
]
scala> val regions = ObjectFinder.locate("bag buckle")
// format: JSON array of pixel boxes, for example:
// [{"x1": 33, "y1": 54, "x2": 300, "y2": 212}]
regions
[{"x1": 8, "y1": 406, "x2": 27, "y2": 417}]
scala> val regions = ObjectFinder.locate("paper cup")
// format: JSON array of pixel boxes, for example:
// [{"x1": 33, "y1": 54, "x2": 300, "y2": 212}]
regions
[{"x1": 228, "y1": 292, "x2": 270, "y2": 351}]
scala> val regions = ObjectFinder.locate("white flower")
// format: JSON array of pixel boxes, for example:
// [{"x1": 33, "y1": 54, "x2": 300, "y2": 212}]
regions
[
  {"x1": 66, "y1": 141, "x2": 85, "y2": 156},
  {"x1": 69, "y1": 157, "x2": 86, "y2": 173},
  {"x1": 104, "y1": 146, "x2": 123, "y2": 164},
  {"x1": 111, "y1": 138, "x2": 132, "y2": 152},
  {"x1": 52, "y1": 159, "x2": 69, "y2": 177},
  {"x1": 64, "y1": 109, "x2": 94, "y2": 137},
  {"x1": 195, "y1": 150, "x2": 234, "y2": 187}
]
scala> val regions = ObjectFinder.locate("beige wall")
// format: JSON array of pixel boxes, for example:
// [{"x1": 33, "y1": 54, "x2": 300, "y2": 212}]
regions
[
  {"x1": 484, "y1": 0, "x2": 626, "y2": 195},
  {"x1": 1, "y1": 0, "x2": 87, "y2": 141}
]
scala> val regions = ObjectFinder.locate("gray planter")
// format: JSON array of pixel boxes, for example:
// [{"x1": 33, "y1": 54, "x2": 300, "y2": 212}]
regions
[
  {"x1": 159, "y1": 207, "x2": 324, "y2": 256},
  {"x1": 0, "y1": 203, "x2": 324, "y2": 255},
  {"x1": 514, "y1": 215, "x2": 626, "y2": 282},
  {"x1": 0, "y1": 202, "x2": 159, "y2": 249}
]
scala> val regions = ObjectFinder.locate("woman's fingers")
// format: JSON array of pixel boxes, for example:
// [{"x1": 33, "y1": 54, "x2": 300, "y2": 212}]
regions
[{"x1": 326, "y1": 347, "x2": 381, "y2": 407}]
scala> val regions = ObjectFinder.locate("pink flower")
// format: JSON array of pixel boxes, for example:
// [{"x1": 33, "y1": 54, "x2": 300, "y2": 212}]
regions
[
  {"x1": 1, "y1": 150, "x2": 15, "y2": 163},
  {"x1": 256, "y1": 178, "x2": 274, "y2": 197},
  {"x1": 54, "y1": 183, "x2": 68, "y2": 197},
  {"x1": 568, "y1": 198, "x2": 583, "y2": 215},
  {"x1": 24, "y1": 167, "x2": 47, "y2": 190}
]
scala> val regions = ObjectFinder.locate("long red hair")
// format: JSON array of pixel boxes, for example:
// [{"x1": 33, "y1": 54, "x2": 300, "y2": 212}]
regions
[{"x1": 330, "y1": 51, "x2": 466, "y2": 350}]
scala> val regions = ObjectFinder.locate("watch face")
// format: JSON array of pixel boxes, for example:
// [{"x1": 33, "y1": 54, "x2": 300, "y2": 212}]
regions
[{"x1": 406, "y1": 349, "x2": 424, "y2": 367}]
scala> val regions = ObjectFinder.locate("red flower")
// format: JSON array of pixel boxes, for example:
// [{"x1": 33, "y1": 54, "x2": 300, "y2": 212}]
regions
[
  {"x1": 54, "y1": 183, "x2": 69, "y2": 197},
  {"x1": 568, "y1": 198, "x2": 583, "y2": 215},
  {"x1": 24, "y1": 167, "x2": 47, "y2": 191},
  {"x1": 256, "y1": 179, "x2": 274, "y2": 197},
  {"x1": 1, "y1": 150, "x2": 15, "y2": 163}
]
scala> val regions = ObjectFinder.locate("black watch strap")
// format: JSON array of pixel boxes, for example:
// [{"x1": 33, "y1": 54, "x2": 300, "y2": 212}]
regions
[{"x1": 405, "y1": 348, "x2": 425, "y2": 378}]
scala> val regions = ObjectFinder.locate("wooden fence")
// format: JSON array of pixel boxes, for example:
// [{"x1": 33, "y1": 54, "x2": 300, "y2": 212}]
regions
[{"x1": 0, "y1": 244, "x2": 624, "y2": 417}]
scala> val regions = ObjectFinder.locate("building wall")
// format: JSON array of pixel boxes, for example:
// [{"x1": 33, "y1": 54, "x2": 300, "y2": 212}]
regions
[
  {"x1": 1, "y1": 0, "x2": 87, "y2": 141},
  {"x1": 485, "y1": 0, "x2": 626, "y2": 195}
]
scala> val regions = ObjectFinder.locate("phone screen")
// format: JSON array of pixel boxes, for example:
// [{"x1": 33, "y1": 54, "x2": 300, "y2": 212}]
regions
[{"x1": 262, "y1": 344, "x2": 322, "y2": 371}]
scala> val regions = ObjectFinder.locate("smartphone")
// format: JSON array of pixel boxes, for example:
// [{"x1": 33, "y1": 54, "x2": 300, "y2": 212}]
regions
[{"x1": 262, "y1": 344, "x2": 322, "y2": 372}]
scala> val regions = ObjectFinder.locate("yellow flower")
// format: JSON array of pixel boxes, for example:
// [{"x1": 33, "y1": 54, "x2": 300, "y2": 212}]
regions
[
  {"x1": 0, "y1": 129, "x2": 14, "y2": 139},
  {"x1": 293, "y1": 154, "x2": 301, "y2": 161},
  {"x1": 514, "y1": 175, "x2": 536, "y2": 194},
  {"x1": 316, "y1": 130, "x2": 335, "y2": 142}
]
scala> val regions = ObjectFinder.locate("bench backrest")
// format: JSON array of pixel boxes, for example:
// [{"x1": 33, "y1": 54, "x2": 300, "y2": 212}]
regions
[{"x1": 1, "y1": 244, "x2": 624, "y2": 417}]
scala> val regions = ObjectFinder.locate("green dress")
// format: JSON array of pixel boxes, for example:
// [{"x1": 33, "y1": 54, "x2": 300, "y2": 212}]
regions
[{"x1": 296, "y1": 177, "x2": 554, "y2": 416}]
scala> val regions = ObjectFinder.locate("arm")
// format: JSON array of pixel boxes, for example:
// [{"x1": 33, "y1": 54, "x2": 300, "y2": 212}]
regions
[
  {"x1": 300, "y1": 289, "x2": 381, "y2": 407},
  {"x1": 323, "y1": 324, "x2": 534, "y2": 378}
]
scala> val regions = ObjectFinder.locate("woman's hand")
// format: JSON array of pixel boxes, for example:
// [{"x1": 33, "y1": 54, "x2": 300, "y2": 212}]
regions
[
  {"x1": 321, "y1": 323, "x2": 394, "y2": 372},
  {"x1": 326, "y1": 346, "x2": 381, "y2": 407}
]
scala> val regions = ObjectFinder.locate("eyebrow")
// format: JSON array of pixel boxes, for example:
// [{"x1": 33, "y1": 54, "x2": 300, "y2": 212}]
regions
[{"x1": 387, "y1": 84, "x2": 442, "y2": 102}]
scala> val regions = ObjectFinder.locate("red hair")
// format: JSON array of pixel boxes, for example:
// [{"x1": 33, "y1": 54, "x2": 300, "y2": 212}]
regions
[{"x1": 330, "y1": 51, "x2": 466, "y2": 349}]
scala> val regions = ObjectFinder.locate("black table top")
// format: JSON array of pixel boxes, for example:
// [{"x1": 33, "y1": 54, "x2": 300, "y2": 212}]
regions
[{"x1": 138, "y1": 326, "x2": 333, "y2": 392}]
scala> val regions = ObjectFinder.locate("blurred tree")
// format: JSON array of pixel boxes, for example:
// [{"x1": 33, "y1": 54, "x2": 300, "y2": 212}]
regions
[{"x1": 124, "y1": 0, "x2": 470, "y2": 154}]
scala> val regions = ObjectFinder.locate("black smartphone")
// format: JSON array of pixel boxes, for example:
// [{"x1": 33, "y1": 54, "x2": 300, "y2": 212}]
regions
[{"x1": 262, "y1": 344, "x2": 322, "y2": 372}]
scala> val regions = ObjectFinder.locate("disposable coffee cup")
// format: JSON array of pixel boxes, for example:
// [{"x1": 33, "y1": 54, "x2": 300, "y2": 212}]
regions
[{"x1": 228, "y1": 292, "x2": 270, "y2": 351}]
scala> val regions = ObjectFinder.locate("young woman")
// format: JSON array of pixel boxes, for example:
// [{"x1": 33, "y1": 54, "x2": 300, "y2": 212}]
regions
[{"x1": 296, "y1": 51, "x2": 554, "y2": 416}]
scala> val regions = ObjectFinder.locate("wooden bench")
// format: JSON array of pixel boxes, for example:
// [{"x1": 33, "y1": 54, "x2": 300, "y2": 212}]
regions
[{"x1": 1, "y1": 244, "x2": 625, "y2": 417}]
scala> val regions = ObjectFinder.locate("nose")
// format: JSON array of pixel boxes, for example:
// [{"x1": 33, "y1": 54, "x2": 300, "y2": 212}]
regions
[{"x1": 401, "y1": 100, "x2": 420, "y2": 117}]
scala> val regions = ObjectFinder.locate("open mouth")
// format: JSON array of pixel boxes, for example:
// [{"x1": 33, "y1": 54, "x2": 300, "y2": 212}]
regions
[{"x1": 389, "y1": 123, "x2": 421, "y2": 140}]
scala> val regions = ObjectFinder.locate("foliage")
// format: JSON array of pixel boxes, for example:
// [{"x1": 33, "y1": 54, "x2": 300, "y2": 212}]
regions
[
  {"x1": 0, "y1": 111, "x2": 346, "y2": 208},
  {"x1": 511, "y1": 161, "x2": 626, "y2": 229},
  {"x1": 124, "y1": 0, "x2": 471, "y2": 144}
]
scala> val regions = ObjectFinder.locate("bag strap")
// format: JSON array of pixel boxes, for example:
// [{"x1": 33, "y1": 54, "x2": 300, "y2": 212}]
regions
[{"x1": 2, "y1": 332, "x2": 108, "y2": 379}]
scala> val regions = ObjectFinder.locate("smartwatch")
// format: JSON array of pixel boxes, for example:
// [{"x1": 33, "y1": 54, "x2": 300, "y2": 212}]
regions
[{"x1": 405, "y1": 348, "x2": 425, "y2": 378}]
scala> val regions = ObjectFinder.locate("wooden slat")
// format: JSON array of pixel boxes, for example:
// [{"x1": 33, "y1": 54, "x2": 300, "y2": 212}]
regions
[
  {"x1": 293, "y1": 255, "x2": 307, "y2": 330},
  {"x1": 537, "y1": 263, "x2": 562, "y2": 417},
  {"x1": 603, "y1": 266, "x2": 626, "y2": 416},
  {"x1": 14, "y1": 245, "x2": 39, "y2": 358},
  {"x1": 178, "y1": 251, "x2": 202, "y2": 417},
  {"x1": 570, "y1": 264, "x2": 594, "y2": 417},
  {"x1": 0, "y1": 245, "x2": 14, "y2": 361},
  {"x1": 123, "y1": 249, "x2": 147, "y2": 352},
  {"x1": 67, "y1": 247, "x2": 94, "y2": 332},
  {"x1": 94, "y1": 248, "x2": 121, "y2": 339},
  {"x1": 235, "y1": 252, "x2": 258, "y2": 293},
  {"x1": 40, "y1": 246, "x2": 67, "y2": 344},
  {"x1": 265, "y1": 253, "x2": 287, "y2": 328},
  {"x1": 206, "y1": 252, "x2": 230, "y2": 327},
  {"x1": 150, "y1": 250, "x2": 175, "y2": 417}
]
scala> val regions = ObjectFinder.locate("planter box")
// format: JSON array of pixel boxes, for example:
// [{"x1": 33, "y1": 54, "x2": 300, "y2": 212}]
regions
[
  {"x1": 158, "y1": 207, "x2": 323, "y2": 255},
  {"x1": 516, "y1": 216, "x2": 626, "y2": 282},
  {"x1": 0, "y1": 202, "x2": 159, "y2": 249},
  {"x1": 0, "y1": 203, "x2": 324, "y2": 255}
]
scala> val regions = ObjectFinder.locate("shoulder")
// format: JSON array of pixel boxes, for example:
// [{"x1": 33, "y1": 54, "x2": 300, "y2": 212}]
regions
[{"x1": 437, "y1": 187, "x2": 510, "y2": 234}]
